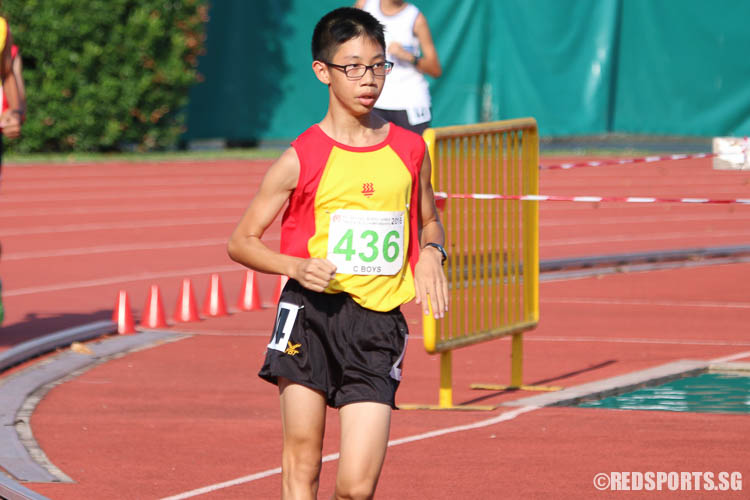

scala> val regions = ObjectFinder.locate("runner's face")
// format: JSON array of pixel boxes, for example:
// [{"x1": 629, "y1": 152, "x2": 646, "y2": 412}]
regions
[{"x1": 327, "y1": 35, "x2": 387, "y2": 115}]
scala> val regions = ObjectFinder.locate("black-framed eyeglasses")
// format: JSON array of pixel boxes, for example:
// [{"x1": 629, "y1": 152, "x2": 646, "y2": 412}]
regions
[{"x1": 324, "y1": 61, "x2": 393, "y2": 79}]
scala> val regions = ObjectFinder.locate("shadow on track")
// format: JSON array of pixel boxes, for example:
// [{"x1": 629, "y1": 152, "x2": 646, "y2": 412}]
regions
[
  {"x1": 458, "y1": 359, "x2": 618, "y2": 406},
  {"x1": 0, "y1": 309, "x2": 112, "y2": 347}
]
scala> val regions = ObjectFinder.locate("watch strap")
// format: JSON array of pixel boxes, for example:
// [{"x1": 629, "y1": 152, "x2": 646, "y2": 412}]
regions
[{"x1": 424, "y1": 242, "x2": 447, "y2": 263}]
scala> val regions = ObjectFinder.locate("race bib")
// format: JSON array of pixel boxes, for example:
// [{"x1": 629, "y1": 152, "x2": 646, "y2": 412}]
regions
[
  {"x1": 268, "y1": 302, "x2": 299, "y2": 352},
  {"x1": 327, "y1": 209, "x2": 405, "y2": 275},
  {"x1": 406, "y1": 106, "x2": 431, "y2": 126}
]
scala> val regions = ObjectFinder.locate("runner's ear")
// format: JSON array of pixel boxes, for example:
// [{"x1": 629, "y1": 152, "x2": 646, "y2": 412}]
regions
[{"x1": 312, "y1": 60, "x2": 331, "y2": 85}]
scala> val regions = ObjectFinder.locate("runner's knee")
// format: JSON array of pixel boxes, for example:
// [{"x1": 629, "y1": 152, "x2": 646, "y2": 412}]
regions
[
  {"x1": 282, "y1": 443, "x2": 322, "y2": 483},
  {"x1": 334, "y1": 476, "x2": 377, "y2": 500}
]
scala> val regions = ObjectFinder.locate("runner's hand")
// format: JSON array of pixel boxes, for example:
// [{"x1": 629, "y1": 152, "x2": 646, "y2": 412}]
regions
[
  {"x1": 0, "y1": 111, "x2": 21, "y2": 139},
  {"x1": 414, "y1": 247, "x2": 449, "y2": 319},
  {"x1": 387, "y1": 42, "x2": 411, "y2": 63},
  {"x1": 294, "y1": 258, "x2": 336, "y2": 292}
]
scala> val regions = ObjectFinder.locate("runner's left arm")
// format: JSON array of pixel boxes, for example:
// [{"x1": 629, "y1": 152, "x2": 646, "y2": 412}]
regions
[{"x1": 414, "y1": 152, "x2": 449, "y2": 318}]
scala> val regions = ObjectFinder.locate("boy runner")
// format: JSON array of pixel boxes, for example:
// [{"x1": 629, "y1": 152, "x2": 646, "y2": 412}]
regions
[{"x1": 228, "y1": 7, "x2": 448, "y2": 499}]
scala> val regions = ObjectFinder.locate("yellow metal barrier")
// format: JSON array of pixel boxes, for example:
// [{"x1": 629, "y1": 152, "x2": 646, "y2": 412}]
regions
[{"x1": 401, "y1": 118, "x2": 558, "y2": 411}]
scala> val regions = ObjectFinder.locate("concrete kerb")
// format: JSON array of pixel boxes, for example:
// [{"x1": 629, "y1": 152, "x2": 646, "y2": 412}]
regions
[
  {"x1": 502, "y1": 359, "x2": 709, "y2": 408},
  {"x1": 539, "y1": 244, "x2": 750, "y2": 273},
  {"x1": 539, "y1": 245, "x2": 750, "y2": 282},
  {"x1": 709, "y1": 362, "x2": 750, "y2": 373},
  {"x1": 0, "y1": 321, "x2": 117, "y2": 374},
  {"x1": 0, "y1": 324, "x2": 184, "y2": 498},
  {"x1": 0, "y1": 477, "x2": 48, "y2": 500}
]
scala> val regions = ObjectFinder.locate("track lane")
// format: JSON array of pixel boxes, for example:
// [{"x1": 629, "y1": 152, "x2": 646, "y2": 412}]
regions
[{"x1": 2, "y1": 156, "x2": 749, "y2": 498}]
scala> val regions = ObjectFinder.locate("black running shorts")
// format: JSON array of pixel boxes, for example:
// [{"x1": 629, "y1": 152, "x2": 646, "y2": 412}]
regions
[{"x1": 258, "y1": 279, "x2": 409, "y2": 409}]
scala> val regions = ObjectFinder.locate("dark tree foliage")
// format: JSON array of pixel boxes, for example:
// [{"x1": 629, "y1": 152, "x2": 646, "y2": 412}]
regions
[{"x1": 2, "y1": 0, "x2": 207, "y2": 152}]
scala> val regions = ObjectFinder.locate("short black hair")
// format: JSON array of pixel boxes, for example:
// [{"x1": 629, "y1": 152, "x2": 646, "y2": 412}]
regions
[{"x1": 311, "y1": 7, "x2": 386, "y2": 62}]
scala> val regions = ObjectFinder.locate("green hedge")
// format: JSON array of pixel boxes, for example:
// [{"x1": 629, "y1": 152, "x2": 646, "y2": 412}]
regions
[{"x1": 1, "y1": 0, "x2": 206, "y2": 152}]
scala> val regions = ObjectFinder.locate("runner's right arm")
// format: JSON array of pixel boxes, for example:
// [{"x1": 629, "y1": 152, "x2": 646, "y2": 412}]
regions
[
  {"x1": 227, "y1": 147, "x2": 337, "y2": 292},
  {"x1": 0, "y1": 30, "x2": 21, "y2": 138}
]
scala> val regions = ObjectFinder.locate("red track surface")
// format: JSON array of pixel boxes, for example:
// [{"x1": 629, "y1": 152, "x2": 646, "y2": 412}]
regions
[{"x1": 1, "y1": 156, "x2": 749, "y2": 498}]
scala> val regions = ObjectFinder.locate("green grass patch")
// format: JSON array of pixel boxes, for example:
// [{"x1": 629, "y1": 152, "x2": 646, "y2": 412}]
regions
[
  {"x1": 4, "y1": 148, "x2": 285, "y2": 165},
  {"x1": 4, "y1": 133, "x2": 711, "y2": 165},
  {"x1": 3, "y1": 147, "x2": 686, "y2": 166}
]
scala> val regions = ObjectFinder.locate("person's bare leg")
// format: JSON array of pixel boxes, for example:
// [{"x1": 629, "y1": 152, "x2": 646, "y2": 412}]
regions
[
  {"x1": 333, "y1": 402, "x2": 391, "y2": 500},
  {"x1": 279, "y1": 378, "x2": 327, "y2": 500}
]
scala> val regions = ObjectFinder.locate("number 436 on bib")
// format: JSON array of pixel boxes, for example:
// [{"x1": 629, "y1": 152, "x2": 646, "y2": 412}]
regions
[{"x1": 327, "y1": 209, "x2": 405, "y2": 275}]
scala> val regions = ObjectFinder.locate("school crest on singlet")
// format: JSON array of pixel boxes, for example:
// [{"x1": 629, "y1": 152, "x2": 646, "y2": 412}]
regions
[{"x1": 280, "y1": 124, "x2": 425, "y2": 311}]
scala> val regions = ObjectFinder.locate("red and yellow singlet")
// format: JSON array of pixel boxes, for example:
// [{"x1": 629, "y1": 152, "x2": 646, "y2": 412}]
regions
[{"x1": 281, "y1": 124, "x2": 425, "y2": 311}]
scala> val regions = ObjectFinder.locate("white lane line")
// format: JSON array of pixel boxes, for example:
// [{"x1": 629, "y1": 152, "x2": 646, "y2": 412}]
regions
[
  {"x1": 166, "y1": 330, "x2": 272, "y2": 337},
  {"x1": 3, "y1": 176, "x2": 257, "y2": 191},
  {"x1": 386, "y1": 405, "x2": 538, "y2": 445},
  {"x1": 0, "y1": 201, "x2": 248, "y2": 218},
  {"x1": 4, "y1": 236, "x2": 280, "y2": 261},
  {"x1": 8, "y1": 203, "x2": 737, "y2": 222},
  {"x1": 0, "y1": 187, "x2": 252, "y2": 204},
  {"x1": 4, "y1": 265, "x2": 243, "y2": 297},
  {"x1": 540, "y1": 256, "x2": 750, "y2": 284},
  {"x1": 540, "y1": 212, "x2": 750, "y2": 227},
  {"x1": 1, "y1": 161, "x2": 270, "y2": 178},
  {"x1": 0, "y1": 217, "x2": 238, "y2": 237},
  {"x1": 541, "y1": 297, "x2": 750, "y2": 310},
  {"x1": 153, "y1": 333, "x2": 750, "y2": 346},
  {"x1": 710, "y1": 351, "x2": 750, "y2": 363},
  {"x1": 159, "y1": 405, "x2": 539, "y2": 500},
  {"x1": 3, "y1": 239, "x2": 227, "y2": 261},
  {"x1": 159, "y1": 467, "x2": 285, "y2": 500}
]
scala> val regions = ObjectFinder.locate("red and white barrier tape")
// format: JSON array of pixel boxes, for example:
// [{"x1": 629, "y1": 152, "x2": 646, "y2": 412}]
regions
[
  {"x1": 539, "y1": 153, "x2": 715, "y2": 170},
  {"x1": 434, "y1": 192, "x2": 750, "y2": 205}
]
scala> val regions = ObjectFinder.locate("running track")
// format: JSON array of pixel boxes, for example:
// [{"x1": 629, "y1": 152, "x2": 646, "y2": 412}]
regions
[{"x1": 1, "y1": 156, "x2": 749, "y2": 498}]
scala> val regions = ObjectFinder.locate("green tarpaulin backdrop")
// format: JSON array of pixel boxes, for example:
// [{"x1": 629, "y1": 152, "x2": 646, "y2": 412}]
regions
[{"x1": 185, "y1": 0, "x2": 750, "y2": 142}]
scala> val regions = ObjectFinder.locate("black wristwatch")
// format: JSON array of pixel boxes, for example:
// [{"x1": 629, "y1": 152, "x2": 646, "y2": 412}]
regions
[{"x1": 424, "y1": 242, "x2": 447, "y2": 264}]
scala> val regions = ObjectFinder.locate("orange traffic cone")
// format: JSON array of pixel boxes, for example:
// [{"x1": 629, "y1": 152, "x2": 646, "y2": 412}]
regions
[
  {"x1": 202, "y1": 273, "x2": 228, "y2": 317},
  {"x1": 174, "y1": 278, "x2": 201, "y2": 323},
  {"x1": 237, "y1": 270, "x2": 262, "y2": 311},
  {"x1": 272, "y1": 275, "x2": 289, "y2": 304},
  {"x1": 141, "y1": 284, "x2": 168, "y2": 328},
  {"x1": 112, "y1": 290, "x2": 136, "y2": 334}
]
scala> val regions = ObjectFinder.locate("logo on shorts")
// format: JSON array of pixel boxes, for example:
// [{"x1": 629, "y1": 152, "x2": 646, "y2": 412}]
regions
[
  {"x1": 285, "y1": 342, "x2": 301, "y2": 356},
  {"x1": 362, "y1": 182, "x2": 375, "y2": 197}
]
